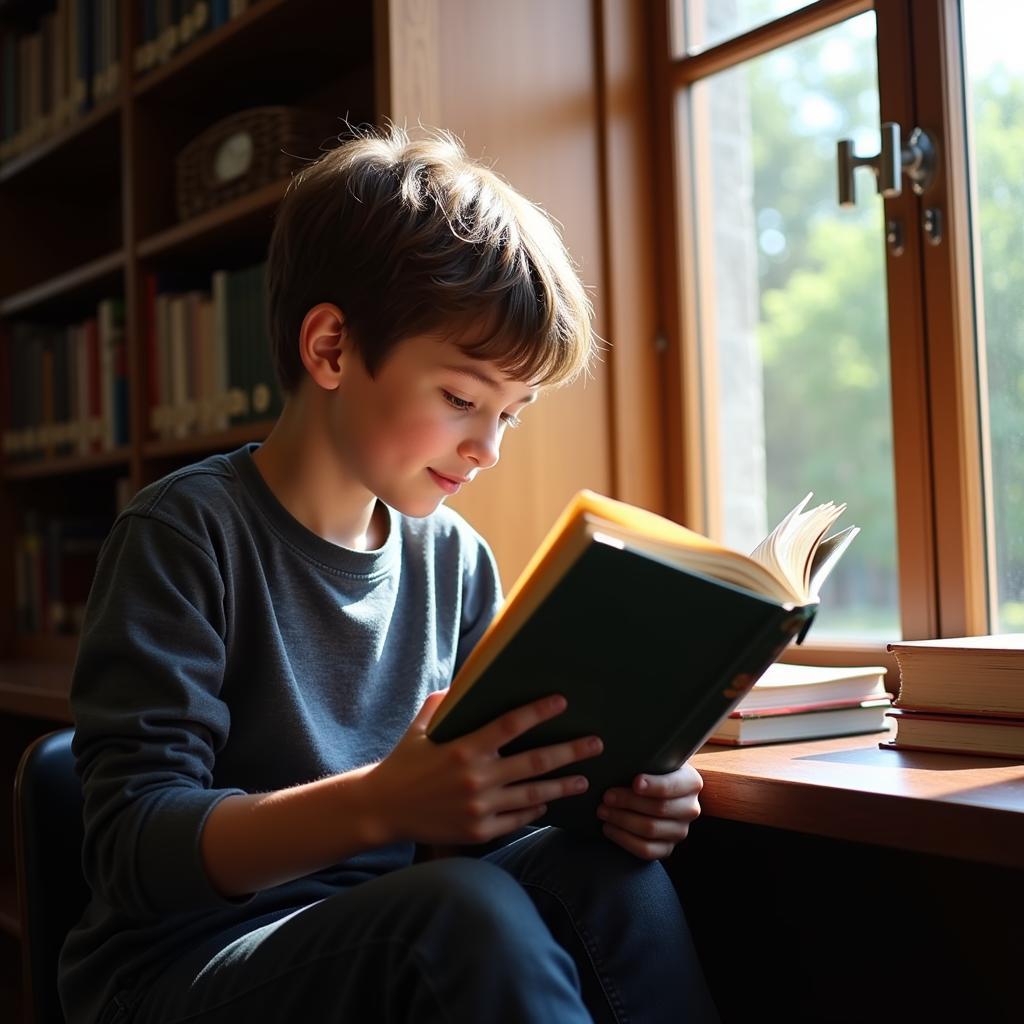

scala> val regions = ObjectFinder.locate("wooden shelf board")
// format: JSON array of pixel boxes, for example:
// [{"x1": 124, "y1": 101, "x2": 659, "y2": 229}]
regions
[
  {"x1": 136, "y1": 180, "x2": 287, "y2": 262},
  {"x1": 0, "y1": 662, "x2": 72, "y2": 723},
  {"x1": 0, "y1": 96, "x2": 121, "y2": 188},
  {"x1": 692, "y1": 725, "x2": 1024, "y2": 869},
  {"x1": 134, "y1": 0, "x2": 293, "y2": 100},
  {"x1": 0, "y1": 251, "x2": 124, "y2": 318},
  {"x1": 0, "y1": 872, "x2": 18, "y2": 939},
  {"x1": 143, "y1": 420, "x2": 276, "y2": 460},
  {"x1": 133, "y1": 0, "x2": 369, "y2": 111},
  {"x1": 2, "y1": 446, "x2": 130, "y2": 482}
]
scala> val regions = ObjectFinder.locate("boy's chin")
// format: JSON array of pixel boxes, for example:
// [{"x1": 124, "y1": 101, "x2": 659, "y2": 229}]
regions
[{"x1": 384, "y1": 491, "x2": 449, "y2": 519}]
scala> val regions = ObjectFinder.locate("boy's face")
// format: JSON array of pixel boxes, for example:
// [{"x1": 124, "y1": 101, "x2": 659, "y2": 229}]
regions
[{"x1": 330, "y1": 329, "x2": 538, "y2": 517}]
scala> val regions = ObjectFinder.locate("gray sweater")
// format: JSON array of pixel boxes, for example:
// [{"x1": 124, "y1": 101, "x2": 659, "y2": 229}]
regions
[{"x1": 58, "y1": 443, "x2": 502, "y2": 1024}]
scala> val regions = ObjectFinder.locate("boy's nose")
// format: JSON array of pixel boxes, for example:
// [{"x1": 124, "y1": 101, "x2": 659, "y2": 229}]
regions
[{"x1": 457, "y1": 429, "x2": 501, "y2": 470}]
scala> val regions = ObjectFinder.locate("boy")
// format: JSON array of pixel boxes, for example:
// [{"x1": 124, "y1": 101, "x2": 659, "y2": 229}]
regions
[{"x1": 59, "y1": 127, "x2": 719, "y2": 1023}]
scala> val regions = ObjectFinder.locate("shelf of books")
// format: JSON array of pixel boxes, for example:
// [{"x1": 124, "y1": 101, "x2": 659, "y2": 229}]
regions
[
  {"x1": 0, "y1": 0, "x2": 377, "y2": 1005},
  {"x1": 0, "y1": 0, "x2": 375, "y2": 679}
]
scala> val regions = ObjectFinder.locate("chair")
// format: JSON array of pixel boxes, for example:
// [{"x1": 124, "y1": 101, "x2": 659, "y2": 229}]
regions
[{"x1": 14, "y1": 728, "x2": 89, "y2": 1024}]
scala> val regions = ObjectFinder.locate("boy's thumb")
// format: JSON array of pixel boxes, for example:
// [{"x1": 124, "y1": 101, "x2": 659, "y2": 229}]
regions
[{"x1": 415, "y1": 687, "x2": 450, "y2": 728}]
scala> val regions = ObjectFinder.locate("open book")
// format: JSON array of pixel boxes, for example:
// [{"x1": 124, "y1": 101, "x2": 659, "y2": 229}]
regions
[{"x1": 428, "y1": 490, "x2": 858, "y2": 831}]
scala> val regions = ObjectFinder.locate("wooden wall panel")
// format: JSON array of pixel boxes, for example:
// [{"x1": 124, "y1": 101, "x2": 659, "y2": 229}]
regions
[
  {"x1": 598, "y1": 0, "x2": 666, "y2": 517},
  {"x1": 383, "y1": 0, "x2": 614, "y2": 588}
]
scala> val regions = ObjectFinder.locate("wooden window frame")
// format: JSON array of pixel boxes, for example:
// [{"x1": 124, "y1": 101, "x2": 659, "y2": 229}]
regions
[{"x1": 650, "y1": 0, "x2": 992, "y2": 678}]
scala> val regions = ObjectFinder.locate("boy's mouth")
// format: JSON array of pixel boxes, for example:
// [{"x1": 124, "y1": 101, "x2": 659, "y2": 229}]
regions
[{"x1": 428, "y1": 468, "x2": 465, "y2": 494}]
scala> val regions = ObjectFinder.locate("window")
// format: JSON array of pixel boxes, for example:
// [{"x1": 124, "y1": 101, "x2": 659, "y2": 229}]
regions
[
  {"x1": 961, "y1": 1, "x2": 1024, "y2": 632},
  {"x1": 655, "y1": 0, "x2": 1002, "y2": 650}
]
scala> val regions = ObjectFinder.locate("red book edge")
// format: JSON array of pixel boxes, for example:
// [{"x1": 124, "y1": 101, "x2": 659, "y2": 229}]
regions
[
  {"x1": 708, "y1": 726, "x2": 890, "y2": 748},
  {"x1": 729, "y1": 696, "x2": 893, "y2": 719}
]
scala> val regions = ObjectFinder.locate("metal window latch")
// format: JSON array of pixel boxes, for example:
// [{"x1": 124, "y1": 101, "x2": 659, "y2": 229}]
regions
[{"x1": 837, "y1": 122, "x2": 937, "y2": 207}]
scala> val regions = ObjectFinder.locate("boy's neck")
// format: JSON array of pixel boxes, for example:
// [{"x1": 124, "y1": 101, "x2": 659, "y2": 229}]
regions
[{"x1": 251, "y1": 397, "x2": 387, "y2": 552}]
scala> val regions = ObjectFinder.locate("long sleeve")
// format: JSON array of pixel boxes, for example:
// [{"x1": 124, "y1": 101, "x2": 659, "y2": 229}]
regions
[
  {"x1": 454, "y1": 528, "x2": 503, "y2": 674},
  {"x1": 71, "y1": 513, "x2": 247, "y2": 917}
]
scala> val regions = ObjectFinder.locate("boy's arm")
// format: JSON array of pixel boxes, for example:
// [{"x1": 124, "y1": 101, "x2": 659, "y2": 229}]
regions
[
  {"x1": 200, "y1": 689, "x2": 603, "y2": 897},
  {"x1": 72, "y1": 513, "x2": 246, "y2": 917}
]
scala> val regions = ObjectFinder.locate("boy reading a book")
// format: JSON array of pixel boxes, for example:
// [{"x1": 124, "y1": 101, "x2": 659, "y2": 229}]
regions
[{"x1": 59, "y1": 127, "x2": 718, "y2": 1024}]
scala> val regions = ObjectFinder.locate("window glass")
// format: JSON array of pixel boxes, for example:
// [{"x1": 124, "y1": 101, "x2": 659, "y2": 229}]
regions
[
  {"x1": 685, "y1": 12, "x2": 900, "y2": 639},
  {"x1": 961, "y1": 2, "x2": 1024, "y2": 631},
  {"x1": 676, "y1": 0, "x2": 816, "y2": 56}
]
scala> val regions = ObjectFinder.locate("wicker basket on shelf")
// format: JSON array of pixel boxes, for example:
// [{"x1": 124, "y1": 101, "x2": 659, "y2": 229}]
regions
[{"x1": 175, "y1": 106, "x2": 333, "y2": 220}]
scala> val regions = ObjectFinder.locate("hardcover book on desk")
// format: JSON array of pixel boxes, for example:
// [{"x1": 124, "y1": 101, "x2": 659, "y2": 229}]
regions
[
  {"x1": 428, "y1": 489, "x2": 858, "y2": 831},
  {"x1": 705, "y1": 662, "x2": 892, "y2": 746},
  {"x1": 882, "y1": 634, "x2": 1024, "y2": 758}
]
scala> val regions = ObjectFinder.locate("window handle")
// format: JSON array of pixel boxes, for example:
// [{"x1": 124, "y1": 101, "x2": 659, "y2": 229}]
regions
[{"x1": 837, "y1": 123, "x2": 937, "y2": 207}]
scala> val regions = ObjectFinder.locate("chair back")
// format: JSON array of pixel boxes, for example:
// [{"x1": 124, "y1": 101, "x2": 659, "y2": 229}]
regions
[{"x1": 14, "y1": 728, "x2": 89, "y2": 1024}]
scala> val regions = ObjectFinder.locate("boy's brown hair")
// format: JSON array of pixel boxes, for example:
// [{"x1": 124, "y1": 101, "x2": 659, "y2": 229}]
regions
[{"x1": 266, "y1": 125, "x2": 595, "y2": 394}]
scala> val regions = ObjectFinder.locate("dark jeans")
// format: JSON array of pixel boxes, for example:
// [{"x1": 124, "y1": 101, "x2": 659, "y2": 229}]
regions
[{"x1": 129, "y1": 827, "x2": 719, "y2": 1023}]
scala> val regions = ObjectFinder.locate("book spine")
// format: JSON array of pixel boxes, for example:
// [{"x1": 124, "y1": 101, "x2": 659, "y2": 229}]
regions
[{"x1": 644, "y1": 605, "x2": 817, "y2": 774}]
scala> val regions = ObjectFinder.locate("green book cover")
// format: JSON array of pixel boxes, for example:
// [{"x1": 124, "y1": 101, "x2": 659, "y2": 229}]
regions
[{"x1": 427, "y1": 490, "x2": 854, "y2": 833}]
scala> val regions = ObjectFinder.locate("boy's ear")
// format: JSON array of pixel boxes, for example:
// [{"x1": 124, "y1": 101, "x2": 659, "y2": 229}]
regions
[{"x1": 299, "y1": 303, "x2": 350, "y2": 391}]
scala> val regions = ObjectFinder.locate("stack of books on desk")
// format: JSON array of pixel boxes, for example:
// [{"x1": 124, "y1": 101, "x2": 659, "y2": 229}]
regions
[
  {"x1": 705, "y1": 662, "x2": 892, "y2": 746},
  {"x1": 882, "y1": 635, "x2": 1024, "y2": 759}
]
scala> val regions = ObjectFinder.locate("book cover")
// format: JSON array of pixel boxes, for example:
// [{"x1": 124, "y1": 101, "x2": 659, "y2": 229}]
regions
[
  {"x1": 734, "y1": 661, "x2": 889, "y2": 712},
  {"x1": 888, "y1": 634, "x2": 1024, "y2": 716},
  {"x1": 707, "y1": 698, "x2": 892, "y2": 746},
  {"x1": 882, "y1": 708, "x2": 1024, "y2": 759},
  {"x1": 428, "y1": 536, "x2": 815, "y2": 832}
]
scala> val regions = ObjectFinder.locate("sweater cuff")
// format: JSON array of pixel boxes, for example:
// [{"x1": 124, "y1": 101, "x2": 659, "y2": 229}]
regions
[{"x1": 139, "y1": 787, "x2": 251, "y2": 912}]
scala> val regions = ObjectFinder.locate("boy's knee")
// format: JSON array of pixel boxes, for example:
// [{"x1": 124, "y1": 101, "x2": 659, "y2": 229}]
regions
[{"x1": 411, "y1": 857, "x2": 548, "y2": 947}]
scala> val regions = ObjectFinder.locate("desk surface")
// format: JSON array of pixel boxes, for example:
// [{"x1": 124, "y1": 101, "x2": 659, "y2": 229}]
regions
[{"x1": 691, "y1": 722, "x2": 1024, "y2": 869}]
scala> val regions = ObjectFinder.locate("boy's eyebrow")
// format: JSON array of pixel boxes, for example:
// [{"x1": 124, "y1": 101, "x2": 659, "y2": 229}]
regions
[{"x1": 442, "y1": 364, "x2": 537, "y2": 405}]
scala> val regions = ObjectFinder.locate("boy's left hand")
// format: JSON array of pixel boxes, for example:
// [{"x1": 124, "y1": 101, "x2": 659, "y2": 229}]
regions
[{"x1": 597, "y1": 761, "x2": 703, "y2": 860}]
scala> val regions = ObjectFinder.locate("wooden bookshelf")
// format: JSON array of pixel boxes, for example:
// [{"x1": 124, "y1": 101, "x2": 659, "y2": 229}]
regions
[
  {"x1": 0, "y1": 662, "x2": 73, "y2": 722},
  {"x1": 0, "y1": 94, "x2": 120, "y2": 187},
  {"x1": 0, "y1": 0, "x2": 381, "y2": 1008},
  {"x1": 136, "y1": 179, "x2": 287, "y2": 262},
  {"x1": 0, "y1": 0, "x2": 651, "y2": 1015},
  {"x1": 0, "y1": 251, "x2": 125, "y2": 319}
]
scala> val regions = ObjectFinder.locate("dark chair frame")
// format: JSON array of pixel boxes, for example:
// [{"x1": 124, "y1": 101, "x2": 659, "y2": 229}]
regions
[{"x1": 13, "y1": 728, "x2": 88, "y2": 1024}]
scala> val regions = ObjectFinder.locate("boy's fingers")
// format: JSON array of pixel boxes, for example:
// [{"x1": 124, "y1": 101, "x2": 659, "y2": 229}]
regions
[
  {"x1": 490, "y1": 774, "x2": 589, "y2": 814},
  {"x1": 602, "y1": 790, "x2": 697, "y2": 820},
  {"x1": 597, "y1": 803, "x2": 693, "y2": 841},
  {"x1": 413, "y1": 689, "x2": 450, "y2": 730},
  {"x1": 601, "y1": 821, "x2": 677, "y2": 861},
  {"x1": 496, "y1": 734, "x2": 603, "y2": 786},
  {"x1": 475, "y1": 694, "x2": 576, "y2": 753}
]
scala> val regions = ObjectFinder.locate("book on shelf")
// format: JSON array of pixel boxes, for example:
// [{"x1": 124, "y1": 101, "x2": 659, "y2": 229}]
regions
[
  {"x1": 15, "y1": 511, "x2": 107, "y2": 636},
  {"x1": 881, "y1": 708, "x2": 1024, "y2": 760},
  {"x1": 704, "y1": 661, "x2": 892, "y2": 746},
  {"x1": 427, "y1": 489, "x2": 859, "y2": 831},
  {"x1": 1, "y1": 301, "x2": 126, "y2": 462},
  {"x1": 887, "y1": 634, "x2": 1024, "y2": 716},
  {"x1": 0, "y1": 0, "x2": 121, "y2": 166},
  {"x1": 146, "y1": 262, "x2": 282, "y2": 442}
]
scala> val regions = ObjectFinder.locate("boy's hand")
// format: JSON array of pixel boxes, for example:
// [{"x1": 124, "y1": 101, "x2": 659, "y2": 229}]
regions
[
  {"x1": 597, "y1": 762, "x2": 703, "y2": 861},
  {"x1": 361, "y1": 690, "x2": 603, "y2": 847}
]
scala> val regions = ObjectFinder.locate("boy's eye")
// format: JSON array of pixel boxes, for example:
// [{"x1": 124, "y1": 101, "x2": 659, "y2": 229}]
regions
[
  {"x1": 441, "y1": 389, "x2": 474, "y2": 411},
  {"x1": 442, "y1": 389, "x2": 521, "y2": 429}
]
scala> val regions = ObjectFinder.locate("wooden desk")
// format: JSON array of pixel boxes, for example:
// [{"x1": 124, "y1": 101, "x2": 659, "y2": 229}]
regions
[
  {"x1": 675, "y1": 726, "x2": 1022, "y2": 1022},
  {"x1": 691, "y1": 723, "x2": 1024, "y2": 868}
]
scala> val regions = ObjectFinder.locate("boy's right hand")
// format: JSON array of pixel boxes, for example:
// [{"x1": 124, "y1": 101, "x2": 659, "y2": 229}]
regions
[{"x1": 360, "y1": 691, "x2": 603, "y2": 847}]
